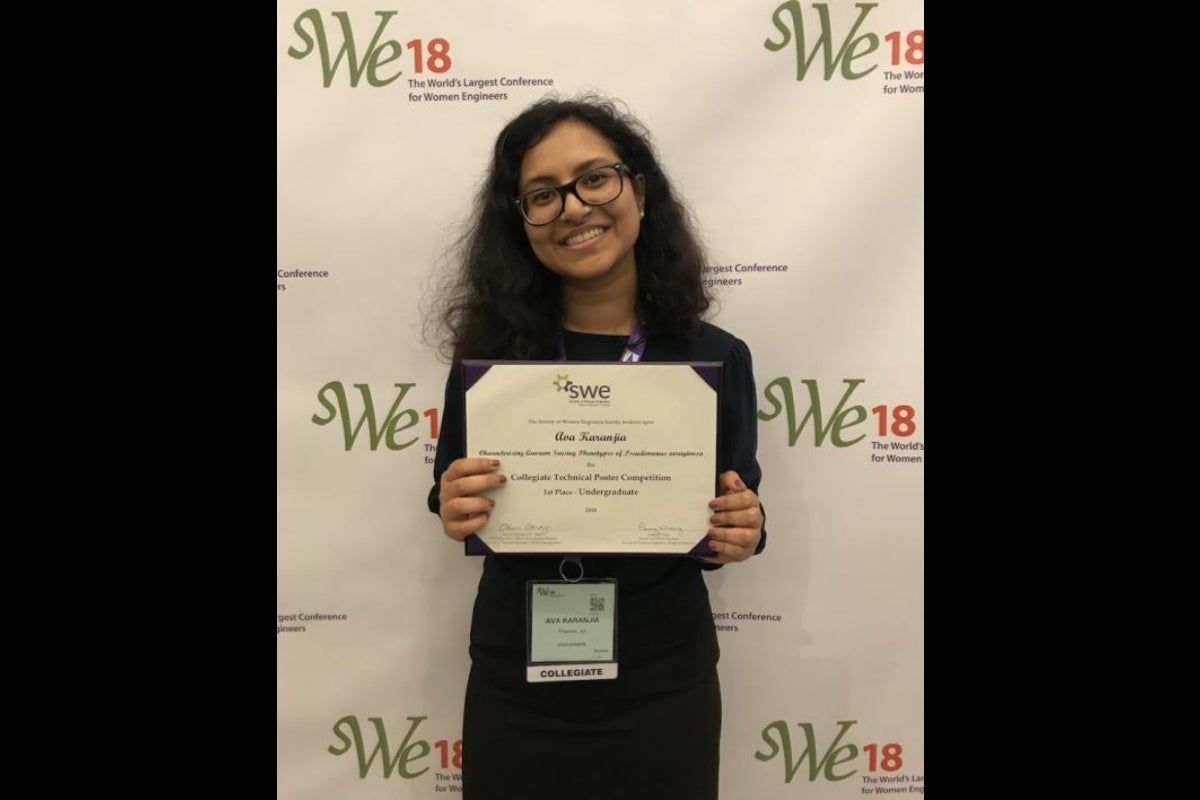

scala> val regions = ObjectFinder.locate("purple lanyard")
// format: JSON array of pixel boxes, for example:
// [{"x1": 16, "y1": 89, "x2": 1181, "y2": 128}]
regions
[
  {"x1": 554, "y1": 320, "x2": 645, "y2": 581},
  {"x1": 555, "y1": 321, "x2": 647, "y2": 363}
]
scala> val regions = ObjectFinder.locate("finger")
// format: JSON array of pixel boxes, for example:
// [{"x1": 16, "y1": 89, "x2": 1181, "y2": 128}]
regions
[
  {"x1": 717, "y1": 470, "x2": 747, "y2": 494},
  {"x1": 709, "y1": 504, "x2": 763, "y2": 529},
  {"x1": 442, "y1": 457, "x2": 502, "y2": 483},
  {"x1": 441, "y1": 472, "x2": 508, "y2": 503},
  {"x1": 708, "y1": 526, "x2": 760, "y2": 551},
  {"x1": 709, "y1": 489, "x2": 758, "y2": 513},
  {"x1": 441, "y1": 496, "x2": 496, "y2": 522},
  {"x1": 701, "y1": 540, "x2": 749, "y2": 564},
  {"x1": 442, "y1": 510, "x2": 492, "y2": 541},
  {"x1": 705, "y1": 537, "x2": 755, "y2": 563}
]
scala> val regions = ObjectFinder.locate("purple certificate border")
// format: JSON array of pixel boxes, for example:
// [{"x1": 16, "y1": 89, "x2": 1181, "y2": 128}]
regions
[{"x1": 460, "y1": 361, "x2": 721, "y2": 557}]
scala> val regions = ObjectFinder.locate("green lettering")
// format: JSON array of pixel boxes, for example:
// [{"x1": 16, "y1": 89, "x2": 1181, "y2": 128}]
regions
[
  {"x1": 312, "y1": 382, "x2": 420, "y2": 451},
  {"x1": 764, "y1": 1, "x2": 802, "y2": 51},
  {"x1": 327, "y1": 715, "x2": 431, "y2": 779},
  {"x1": 287, "y1": 10, "x2": 401, "y2": 88},
  {"x1": 758, "y1": 378, "x2": 867, "y2": 447},
  {"x1": 754, "y1": 719, "x2": 859, "y2": 783},
  {"x1": 367, "y1": 41, "x2": 403, "y2": 87},
  {"x1": 764, "y1": 2, "x2": 879, "y2": 81},
  {"x1": 287, "y1": 9, "x2": 321, "y2": 62},
  {"x1": 383, "y1": 383, "x2": 421, "y2": 450},
  {"x1": 755, "y1": 720, "x2": 796, "y2": 779}
]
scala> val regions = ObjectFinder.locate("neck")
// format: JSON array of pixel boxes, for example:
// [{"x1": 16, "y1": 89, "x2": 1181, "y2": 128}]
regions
[{"x1": 561, "y1": 266, "x2": 638, "y2": 335}]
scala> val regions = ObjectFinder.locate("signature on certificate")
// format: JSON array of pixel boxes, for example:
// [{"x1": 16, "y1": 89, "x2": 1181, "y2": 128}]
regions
[
  {"x1": 499, "y1": 522, "x2": 551, "y2": 533},
  {"x1": 637, "y1": 522, "x2": 684, "y2": 534}
]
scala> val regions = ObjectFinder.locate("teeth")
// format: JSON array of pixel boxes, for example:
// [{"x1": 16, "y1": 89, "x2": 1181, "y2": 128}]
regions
[{"x1": 565, "y1": 228, "x2": 604, "y2": 246}]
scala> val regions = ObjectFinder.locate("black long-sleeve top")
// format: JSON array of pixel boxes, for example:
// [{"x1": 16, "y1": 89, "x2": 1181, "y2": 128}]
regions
[{"x1": 428, "y1": 322, "x2": 766, "y2": 697}]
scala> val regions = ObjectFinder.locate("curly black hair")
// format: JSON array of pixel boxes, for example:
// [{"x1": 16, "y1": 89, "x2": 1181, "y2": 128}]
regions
[{"x1": 429, "y1": 93, "x2": 712, "y2": 362}]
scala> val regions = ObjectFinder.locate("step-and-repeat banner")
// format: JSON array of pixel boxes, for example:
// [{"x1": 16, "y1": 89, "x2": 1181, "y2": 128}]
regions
[{"x1": 278, "y1": 1, "x2": 923, "y2": 797}]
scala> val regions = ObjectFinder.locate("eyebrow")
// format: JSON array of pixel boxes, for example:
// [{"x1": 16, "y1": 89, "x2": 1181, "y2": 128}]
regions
[{"x1": 519, "y1": 157, "x2": 617, "y2": 193}]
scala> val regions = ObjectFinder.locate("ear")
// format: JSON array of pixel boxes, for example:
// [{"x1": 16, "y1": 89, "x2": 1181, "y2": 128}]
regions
[{"x1": 634, "y1": 174, "x2": 646, "y2": 215}]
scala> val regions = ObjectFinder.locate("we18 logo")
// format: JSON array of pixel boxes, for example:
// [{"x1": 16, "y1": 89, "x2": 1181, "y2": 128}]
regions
[
  {"x1": 764, "y1": 2, "x2": 924, "y2": 81},
  {"x1": 755, "y1": 719, "x2": 905, "y2": 783},
  {"x1": 328, "y1": 715, "x2": 462, "y2": 779},
  {"x1": 758, "y1": 378, "x2": 917, "y2": 448},
  {"x1": 311, "y1": 381, "x2": 440, "y2": 462},
  {"x1": 287, "y1": 9, "x2": 452, "y2": 87}
]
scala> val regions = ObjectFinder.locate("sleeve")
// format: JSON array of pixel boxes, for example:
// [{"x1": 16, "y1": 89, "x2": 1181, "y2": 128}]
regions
[
  {"x1": 706, "y1": 337, "x2": 767, "y2": 566},
  {"x1": 427, "y1": 364, "x2": 466, "y2": 515}
]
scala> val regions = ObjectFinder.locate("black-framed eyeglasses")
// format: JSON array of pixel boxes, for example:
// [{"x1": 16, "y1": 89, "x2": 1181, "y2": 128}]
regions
[{"x1": 514, "y1": 163, "x2": 631, "y2": 226}]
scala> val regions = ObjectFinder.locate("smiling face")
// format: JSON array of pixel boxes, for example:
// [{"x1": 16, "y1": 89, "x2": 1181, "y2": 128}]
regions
[{"x1": 517, "y1": 119, "x2": 645, "y2": 289}]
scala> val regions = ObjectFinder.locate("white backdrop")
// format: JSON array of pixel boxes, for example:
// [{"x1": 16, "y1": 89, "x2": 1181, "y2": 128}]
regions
[{"x1": 278, "y1": 1, "x2": 923, "y2": 796}]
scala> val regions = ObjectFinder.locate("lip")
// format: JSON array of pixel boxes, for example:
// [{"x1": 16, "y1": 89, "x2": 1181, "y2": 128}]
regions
[{"x1": 560, "y1": 226, "x2": 608, "y2": 248}]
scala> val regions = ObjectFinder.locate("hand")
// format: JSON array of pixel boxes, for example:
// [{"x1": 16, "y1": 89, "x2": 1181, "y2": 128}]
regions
[
  {"x1": 438, "y1": 457, "x2": 506, "y2": 541},
  {"x1": 701, "y1": 470, "x2": 762, "y2": 565}
]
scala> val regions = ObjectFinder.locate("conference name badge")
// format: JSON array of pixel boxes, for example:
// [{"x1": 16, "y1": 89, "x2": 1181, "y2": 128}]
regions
[{"x1": 526, "y1": 580, "x2": 617, "y2": 682}]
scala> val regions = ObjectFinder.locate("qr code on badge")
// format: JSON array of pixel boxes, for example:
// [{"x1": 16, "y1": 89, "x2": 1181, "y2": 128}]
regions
[{"x1": 590, "y1": 595, "x2": 606, "y2": 613}]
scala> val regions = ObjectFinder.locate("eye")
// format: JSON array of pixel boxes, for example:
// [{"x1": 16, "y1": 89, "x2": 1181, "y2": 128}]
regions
[
  {"x1": 580, "y1": 170, "x2": 613, "y2": 188},
  {"x1": 525, "y1": 189, "x2": 558, "y2": 207}
]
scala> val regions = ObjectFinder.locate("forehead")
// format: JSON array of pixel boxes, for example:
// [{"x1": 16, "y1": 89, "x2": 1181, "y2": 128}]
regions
[{"x1": 519, "y1": 119, "x2": 619, "y2": 183}]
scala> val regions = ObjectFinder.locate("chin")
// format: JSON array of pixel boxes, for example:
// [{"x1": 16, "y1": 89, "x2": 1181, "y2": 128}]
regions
[{"x1": 552, "y1": 260, "x2": 622, "y2": 284}]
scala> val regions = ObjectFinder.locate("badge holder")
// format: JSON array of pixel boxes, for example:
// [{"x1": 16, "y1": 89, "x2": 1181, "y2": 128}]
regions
[{"x1": 525, "y1": 559, "x2": 618, "y2": 683}]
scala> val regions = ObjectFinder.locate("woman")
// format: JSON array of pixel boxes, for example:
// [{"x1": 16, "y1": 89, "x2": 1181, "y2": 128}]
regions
[{"x1": 428, "y1": 94, "x2": 766, "y2": 800}]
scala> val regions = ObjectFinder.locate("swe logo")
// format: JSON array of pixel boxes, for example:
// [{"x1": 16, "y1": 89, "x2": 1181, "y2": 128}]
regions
[{"x1": 553, "y1": 373, "x2": 612, "y2": 403}]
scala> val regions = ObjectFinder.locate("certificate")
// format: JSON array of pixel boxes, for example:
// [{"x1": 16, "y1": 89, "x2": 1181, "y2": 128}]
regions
[{"x1": 462, "y1": 361, "x2": 721, "y2": 556}]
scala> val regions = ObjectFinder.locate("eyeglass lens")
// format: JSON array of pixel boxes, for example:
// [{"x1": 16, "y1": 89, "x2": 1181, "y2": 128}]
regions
[{"x1": 520, "y1": 166, "x2": 624, "y2": 225}]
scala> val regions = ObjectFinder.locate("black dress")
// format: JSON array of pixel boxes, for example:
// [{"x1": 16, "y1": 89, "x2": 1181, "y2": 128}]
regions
[{"x1": 428, "y1": 322, "x2": 766, "y2": 800}]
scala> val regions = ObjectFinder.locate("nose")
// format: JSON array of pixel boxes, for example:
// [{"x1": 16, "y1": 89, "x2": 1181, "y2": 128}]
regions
[{"x1": 559, "y1": 187, "x2": 591, "y2": 220}]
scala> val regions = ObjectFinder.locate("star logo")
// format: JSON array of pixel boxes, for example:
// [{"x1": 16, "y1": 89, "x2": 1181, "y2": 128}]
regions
[{"x1": 553, "y1": 373, "x2": 571, "y2": 392}]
